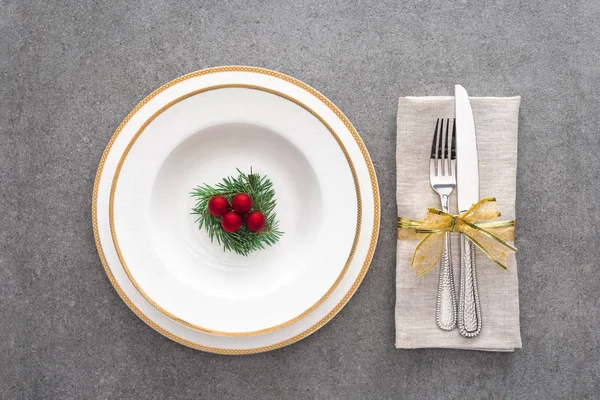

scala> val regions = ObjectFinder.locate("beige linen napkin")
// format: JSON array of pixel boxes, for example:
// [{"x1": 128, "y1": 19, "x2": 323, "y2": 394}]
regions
[{"x1": 395, "y1": 96, "x2": 522, "y2": 351}]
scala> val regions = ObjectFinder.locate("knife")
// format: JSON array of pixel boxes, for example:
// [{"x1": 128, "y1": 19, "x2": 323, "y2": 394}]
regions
[{"x1": 455, "y1": 84, "x2": 482, "y2": 338}]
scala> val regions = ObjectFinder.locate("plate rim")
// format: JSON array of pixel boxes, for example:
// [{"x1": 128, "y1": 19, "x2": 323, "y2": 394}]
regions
[
  {"x1": 92, "y1": 66, "x2": 380, "y2": 353},
  {"x1": 109, "y1": 83, "x2": 363, "y2": 336}
]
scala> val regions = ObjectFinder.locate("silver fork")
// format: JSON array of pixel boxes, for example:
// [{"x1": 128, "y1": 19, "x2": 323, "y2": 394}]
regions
[{"x1": 429, "y1": 118, "x2": 457, "y2": 330}]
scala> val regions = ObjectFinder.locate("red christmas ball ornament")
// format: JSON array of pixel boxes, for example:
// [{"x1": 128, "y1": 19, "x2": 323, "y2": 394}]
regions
[
  {"x1": 221, "y1": 211, "x2": 242, "y2": 232},
  {"x1": 246, "y1": 211, "x2": 266, "y2": 232},
  {"x1": 208, "y1": 195, "x2": 230, "y2": 217},
  {"x1": 231, "y1": 193, "x2": 252, "y2": 214}
]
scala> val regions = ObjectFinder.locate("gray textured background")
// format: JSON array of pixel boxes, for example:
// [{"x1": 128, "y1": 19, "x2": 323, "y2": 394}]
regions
[{"x1": 1, "y1": 0, "x2": 599, "y2": 399}]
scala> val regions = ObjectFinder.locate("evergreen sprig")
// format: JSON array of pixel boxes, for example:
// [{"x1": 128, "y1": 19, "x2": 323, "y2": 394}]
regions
[{"x1": 190, "y1": 169, "x2": 284, "y2": 256}]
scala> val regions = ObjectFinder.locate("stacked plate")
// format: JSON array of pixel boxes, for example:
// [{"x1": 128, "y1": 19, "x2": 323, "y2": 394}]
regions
[{"x1": 92, "y1": 66, "x2": 380, "y2": 354}]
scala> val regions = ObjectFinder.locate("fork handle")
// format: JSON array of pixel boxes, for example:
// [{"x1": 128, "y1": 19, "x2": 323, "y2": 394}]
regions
[
  {"x1": 436, "y1": 231, "x2": 457, "y2": 330},
  {"x1": 436, "y1": 194, "x2": 456, "y2": 330},
  {"x1": 458, "y1": 235, "x2": 482, "y2": 337}
]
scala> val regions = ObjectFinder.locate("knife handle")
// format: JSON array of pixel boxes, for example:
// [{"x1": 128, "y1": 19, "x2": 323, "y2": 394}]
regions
[{"x1": 458, "y1": 234, "x2": 482, "y2": 337}]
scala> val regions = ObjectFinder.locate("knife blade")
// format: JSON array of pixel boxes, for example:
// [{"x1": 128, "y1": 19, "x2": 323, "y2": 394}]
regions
[
  {"x1": 455, "y1": 84, "x2": 482, "y2": 338},
  {"x1": 455, "y1": 85, "x2": 479, "y2": 214}
]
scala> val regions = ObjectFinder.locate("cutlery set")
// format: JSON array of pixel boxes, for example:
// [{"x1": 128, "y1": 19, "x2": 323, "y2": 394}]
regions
[{"x1": 432, "y1": 85, "x2": 482, "y2": 338}]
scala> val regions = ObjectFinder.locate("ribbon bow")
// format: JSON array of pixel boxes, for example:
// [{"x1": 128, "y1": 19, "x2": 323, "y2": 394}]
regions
[{"x1": 397, "y1": 198, "x2": 517, "y2": 276}]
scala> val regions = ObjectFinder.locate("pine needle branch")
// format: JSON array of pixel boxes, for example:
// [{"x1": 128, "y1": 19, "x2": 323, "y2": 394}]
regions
[{"x1": 190, "y1": 169, "x2": 284, "y2": 256}]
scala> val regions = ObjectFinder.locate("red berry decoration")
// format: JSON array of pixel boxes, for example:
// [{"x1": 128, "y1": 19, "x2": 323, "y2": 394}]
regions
[
  {"x1": 191, "y1": 170, "x2": 283, "y2": 256},
  {"x1": 231, "y1": 193, "x2": 252, "y2": 214},
  {"x1": 221, "y1": 211, "x2": 242, "y2": 232},
  {"x1": 208, "y1": 195, "x2": 230, "y2": 217},
  {"x1": 246, "y1": 211, "x2": 266, "y2": 232}
]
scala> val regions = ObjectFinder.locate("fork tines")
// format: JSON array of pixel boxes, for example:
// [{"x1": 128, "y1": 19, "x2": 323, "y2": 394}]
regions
[{"x1": 431, "y1": 118, "x2": 456, "y2": 176}]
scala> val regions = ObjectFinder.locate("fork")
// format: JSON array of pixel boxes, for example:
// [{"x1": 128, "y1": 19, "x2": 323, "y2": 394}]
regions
[{"x1": 429, "y1": 118, "x2": 457, "y2": 330}]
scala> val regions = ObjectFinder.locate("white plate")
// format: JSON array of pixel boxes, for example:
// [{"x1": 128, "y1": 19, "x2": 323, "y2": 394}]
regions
[
  {"x1": 110, "y1": 85, "x2": 360, "y2": 335},
  {"x1": 93, "y1": 66, "x2": 379, "y2": 352}
]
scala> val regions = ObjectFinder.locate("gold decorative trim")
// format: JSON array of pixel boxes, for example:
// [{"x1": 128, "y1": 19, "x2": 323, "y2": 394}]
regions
[
  {"x1": 109, "y1": 84, "x2": 362, "y2": 336},
  {"x1": 92, "y1": 66, "x2": 380, "y2": 354}
]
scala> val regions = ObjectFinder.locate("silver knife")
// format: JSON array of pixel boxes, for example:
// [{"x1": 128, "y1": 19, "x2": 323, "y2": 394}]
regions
[{"x1": 455, "y1": 85, "x2": 482, "y2": 338}]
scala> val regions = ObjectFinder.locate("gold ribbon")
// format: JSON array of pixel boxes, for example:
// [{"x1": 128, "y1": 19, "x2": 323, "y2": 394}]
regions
[{"x1": 397, "y1": 198, "x2": 517, "y2": 276}]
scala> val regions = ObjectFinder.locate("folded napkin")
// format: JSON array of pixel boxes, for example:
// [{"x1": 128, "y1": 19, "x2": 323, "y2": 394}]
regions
[{"x1": 395, "y1": 96, "x2": 522, "y2": 351}]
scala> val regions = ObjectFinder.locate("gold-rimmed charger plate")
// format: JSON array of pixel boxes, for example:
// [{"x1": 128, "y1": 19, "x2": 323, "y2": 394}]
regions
[{"x1": 93, "y1": 66, "x2": 380, "y2": 353}]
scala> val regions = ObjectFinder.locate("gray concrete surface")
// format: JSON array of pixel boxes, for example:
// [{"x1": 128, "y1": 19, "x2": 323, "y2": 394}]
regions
[{"x1": 1, "y1": 1, "x2": 599, "y2": 399}]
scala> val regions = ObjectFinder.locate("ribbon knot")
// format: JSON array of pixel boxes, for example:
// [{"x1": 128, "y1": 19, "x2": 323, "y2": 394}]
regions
[
  {"x1": 397, "y1": 198, "x2": 517, "y2": 276},
  {"x1": 450, "y1": 215, "x2": 458, "y2": 232}
]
